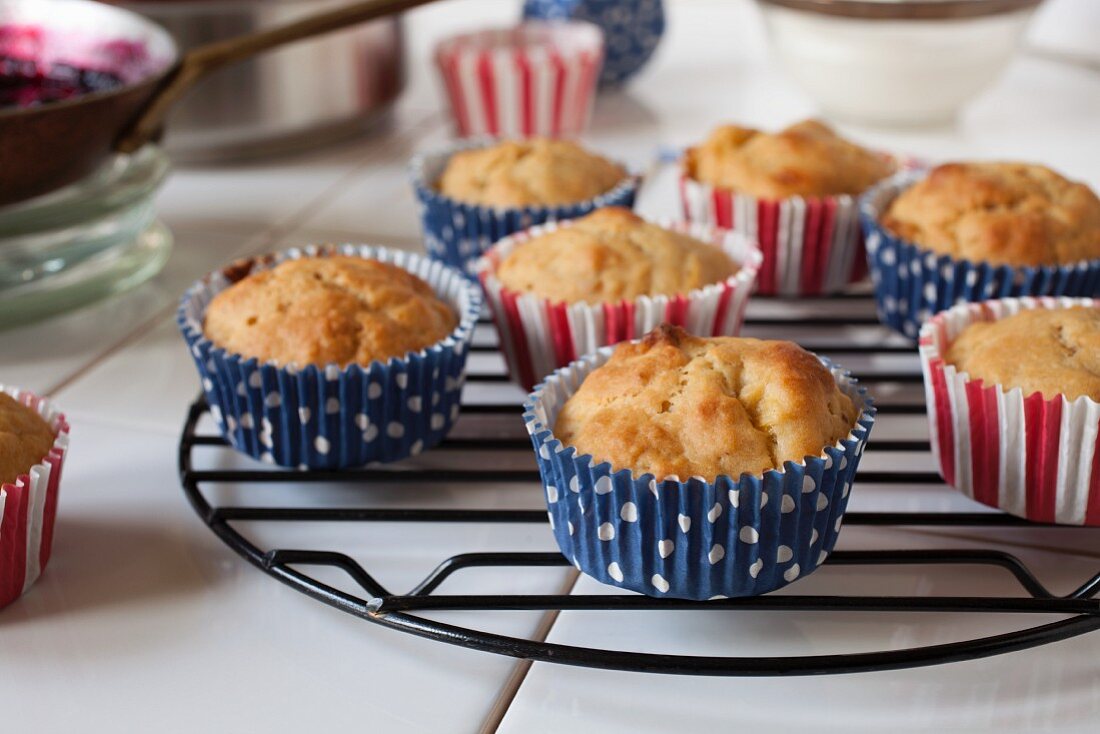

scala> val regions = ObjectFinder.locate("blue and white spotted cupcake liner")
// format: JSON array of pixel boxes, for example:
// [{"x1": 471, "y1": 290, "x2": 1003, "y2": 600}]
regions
[
  {"x1": 409, "y1": 137, "x2": 640, "y2": 277},
  {"x1": 177, "y1": 244, "x2": 482, "y2": 470},
  {"x1": 523, "y1": 346, "x2": 876, "y2": 600},
  {"x1": 861, "y1": 169, "x2": 1100, "y2": 340}
]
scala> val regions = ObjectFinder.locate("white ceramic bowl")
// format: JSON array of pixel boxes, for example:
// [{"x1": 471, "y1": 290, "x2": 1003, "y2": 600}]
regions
[{"x1": 758, "y1": 0, "x2": 1042, "y2": 126}]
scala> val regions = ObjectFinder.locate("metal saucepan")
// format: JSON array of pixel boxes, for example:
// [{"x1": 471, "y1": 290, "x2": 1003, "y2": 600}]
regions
[{"x1": 0, "y1": 0, "x2": 437, "y2": 208}]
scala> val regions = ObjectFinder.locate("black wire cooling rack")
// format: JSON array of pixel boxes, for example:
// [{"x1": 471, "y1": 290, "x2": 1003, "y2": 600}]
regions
[{"x1": 178, "y1": 294, "x2": 1100, "y2": 677}]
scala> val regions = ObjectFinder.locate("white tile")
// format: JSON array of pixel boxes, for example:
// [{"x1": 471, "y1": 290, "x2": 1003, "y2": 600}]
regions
[
  {"x1": 500, "y1": 527, "x2": 1100, "y2": 734},
  {"x1": 1, "y1": 420, "x2": 567, "y2": 733}
]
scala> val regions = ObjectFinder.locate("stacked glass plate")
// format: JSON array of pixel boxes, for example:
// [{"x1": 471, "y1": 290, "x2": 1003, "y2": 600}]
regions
[{"x1": 0, "y1": 145, "x2": 172, "y2": 328}]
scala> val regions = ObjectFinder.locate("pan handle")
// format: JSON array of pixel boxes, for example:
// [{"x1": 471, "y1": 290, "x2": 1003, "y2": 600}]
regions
[{"x1": 116, "y1": 0, "x2": 440, "y2": 153}]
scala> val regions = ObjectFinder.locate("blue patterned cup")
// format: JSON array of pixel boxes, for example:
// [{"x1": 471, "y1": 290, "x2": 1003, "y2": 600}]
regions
[
  {"x1": 861, "y1": 169, "x2": 1100, "y2": 339},
  {"x1": 178, "y1": 245, "x2": 482, "y2": 470},
  {"x1": 523, "y1": 0, "x2": 665, "y2": 87},
  {"x1": 523, "y1": 345, "x2": 876, "y2": 600},
  {"x1": 410, "y1": 137, "x2": 640, "y2": 277}
]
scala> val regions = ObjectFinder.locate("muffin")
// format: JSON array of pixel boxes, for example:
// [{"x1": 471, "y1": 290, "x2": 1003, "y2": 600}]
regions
[
  {"x1": 495, "y1": 207, "x2": 738, "y2": 304},
  {"x1": 203, "y1": 256, "x2": 457, "y2": 367},
  {"x1": 437, "y1": 138, "x2": 627, "y2": 208},
  {"x1": 681, "y1": 119, "x2": 895, "y2": 295},
  {"x1": 0, "y1": 393, "x2": 57, "y2": 485},
  {"x1": 919, "y1": 297, "x2": 1100, "y2": 525},
  {"x1": 477, "y1": 213, "x2": 762, "y2": 389},
  {"x1": 944, "y1": 306, "x2": 1100, "y2": 401},
  {"x1": 525, "y1": 324, "x2": 875, "y2": 600},
  {"x1": 410, "y1": 137, "x2": 638, "y2": 276},
  {"x1": 0, "y1": 387, "x2": 70, "y2": 610},
  {"x1": 555, "y1": 325, "x2": 859, "y2": 481},
  {"x1": 685, "y1": 119, "x2": 894, "y2": 199},
  {"x1": 178, "y1": 245, "x2": 482, "y2": 470},
  {"x1": 883, "y1": 163, "x2": 1100, "y2": 268},
  {"x1": 863, "y1": 164, "x2": 1100, "y2": 339}
]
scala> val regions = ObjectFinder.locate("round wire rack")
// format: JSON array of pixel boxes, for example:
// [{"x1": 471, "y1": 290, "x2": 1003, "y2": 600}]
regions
[{"x1": 178, "y1": 296, "x2": 1100, "y2": 676}]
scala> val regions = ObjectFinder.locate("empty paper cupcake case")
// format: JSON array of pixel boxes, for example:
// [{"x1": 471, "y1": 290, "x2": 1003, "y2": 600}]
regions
[
  {"x1": 434, "y1": 21, "x2": 604, "y2": 139},
  {"x1": 178, "y1": 245, "x2": 482, "y2": 470},
  {"x1": 524, "y1": 346, "x2": 876, "y2": 600}
]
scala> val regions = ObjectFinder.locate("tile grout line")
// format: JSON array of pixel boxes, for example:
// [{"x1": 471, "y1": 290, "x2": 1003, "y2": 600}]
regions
[{"x1": 477, "y1": 568, "x2": 581, "y2": 734}]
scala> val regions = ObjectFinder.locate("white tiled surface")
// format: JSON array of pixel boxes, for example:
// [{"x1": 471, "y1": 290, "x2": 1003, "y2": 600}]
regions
[{"x1": 3, "y1": 0, "x2": 1100, "y2": 731}]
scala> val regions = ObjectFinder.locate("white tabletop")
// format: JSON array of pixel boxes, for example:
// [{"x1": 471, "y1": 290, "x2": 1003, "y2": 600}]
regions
[{"x1": 3, "y1": 1, "x2": 1100, "y2": 732}]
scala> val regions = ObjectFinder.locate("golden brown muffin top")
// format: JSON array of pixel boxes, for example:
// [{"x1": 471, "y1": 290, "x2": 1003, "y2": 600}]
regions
[
  {"x1": 683, "y1": 119, "x2": 893, "y2": 199},
  {"x1": 0, "y1": 393, "x2": 56, "y2": 486},
  {"x1": 203, "y1": 256, "x2": 458, "y2": 367},
  {"x1": 944, "y1": 306, "x2": 1100, "y2": 401},
  {"x1": 436, "y1": 138, "x2": 628, "y2": 207},
  {"x1": 495, "y1": 207, "x2": 739, "y2": 304},
  {"x1": 882, "y1": 162, "x2": 1100, "y2": 267},
  {"x1": 554, "y1": 324, "x2": 859, "y2": 481}
]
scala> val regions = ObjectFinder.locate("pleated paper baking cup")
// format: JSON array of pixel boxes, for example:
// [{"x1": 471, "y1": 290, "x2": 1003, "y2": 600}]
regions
[
  {"x1": 679, "y1": 174, "x2": 866, "y2": 297},
  {"x1": 434, "y1": 21, "x2": 604, "y2": 139},
  {"x1": 477, "y1": 218, "x2": 763, "y2": 390},
  {"x1": 919, "y1": 297, "x2": 1100, "y2": 525},
  {"x1": 524, "y1": 348, "x2": 875, "y2": 600},
  {"x1": 0, "y1": 386, "x2": 69, "y2": 610},
  {"x1": 863, "y1": 170, "x2": 1100, "y2": 340},
  {"x1": 177, "y1": 245, "x2": 482, "y2": 470},
  {"x1": 410, "y1": 138, "x2": 639, "y2": 277}
]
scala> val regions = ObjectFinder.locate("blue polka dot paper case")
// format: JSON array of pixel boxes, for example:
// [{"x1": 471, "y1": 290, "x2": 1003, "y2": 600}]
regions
[
  {"x1": 523, "y1": 0, "x2": 665, "y2": 87},
  {"x1": 409, "y1": 137, "x2": 640, "y2": 277},
  {"x1": 177, "y1": 245, "x2": 482, "y2": 470},
  {"x1": 524, "y1": 348, "x2": 876, "y2": 600},
  {"x1": 861, "y1": 169, "x2": 1100, "y2": 340}
]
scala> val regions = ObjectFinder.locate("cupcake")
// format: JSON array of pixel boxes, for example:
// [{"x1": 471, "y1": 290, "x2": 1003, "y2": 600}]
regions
[
  {"x1": 919, "y1": 297, "x2": 1100, "y2": 524},
  {"x1": 177, "y1": 245, "x2": 482, "y2": 469},
  {"x1": 477, "y1": 207, "x2": 762, "y2": 389},
  {"x1": 410, "y1": 137, "x2": 639, "y2": 276},
  {"x1": 0, "y1": 386, "x2": 70, "y2": 609},
  {"x1": 434, "y1": 21, "x2": 605, "y2": 138},
  {"x1": 863, "y1": 162, "x2": 1100, "y2": 339},
  {"x1": 680, "y1": 119, "x2": 896, "y2": 296},
  {"x1": 525, "y1": 324, "x2": 875, "y2": 600}
]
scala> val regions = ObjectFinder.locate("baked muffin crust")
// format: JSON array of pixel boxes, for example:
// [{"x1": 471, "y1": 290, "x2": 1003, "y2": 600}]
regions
[
  {"x1": 495, "y1": 207, "x2": 739, "y2": 304},
  {"x1": 436, "y1": 138, "x2": 628, "y2": 207},
  {"x1": 882, "y1": 162, "x2": 1100, "y2": 267},
  {"x1": 0, "y1": 393, "x2": 55, "y2": 486},
  {"x1": 684, "y1": 119, "x2": 893, "y2": 199},
  {"x1": 554, "y1": 324, "x2": 859, "y2": 481},
  {"x1": 945, "y1": 306, "x2": 1100, "y2": 401},
  {"x1": 204, "y1": 256, "x2": 457, "y2": 367}
]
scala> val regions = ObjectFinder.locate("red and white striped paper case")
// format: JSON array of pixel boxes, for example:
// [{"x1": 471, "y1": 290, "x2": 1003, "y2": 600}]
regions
[
  {"x1": 679, "y1": 174, "x2": 865, "y2": 297},
  {"x1": 919, "y1": 297, "x2": 1100, "y2": 525},
  {"x1": 476, "y1": 218, "x2": 762, "y2": 390},
  {"x1": 434, "y1": 21, "x2": 604, "y2": 139},
  {"x1": 0, "y1": 386, "x2": 69, "y2": 609}
]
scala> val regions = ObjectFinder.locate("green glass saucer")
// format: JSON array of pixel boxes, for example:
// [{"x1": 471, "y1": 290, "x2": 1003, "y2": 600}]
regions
[{"x1": 0, "y1": 145, "x2": 173, "y2": 329}]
